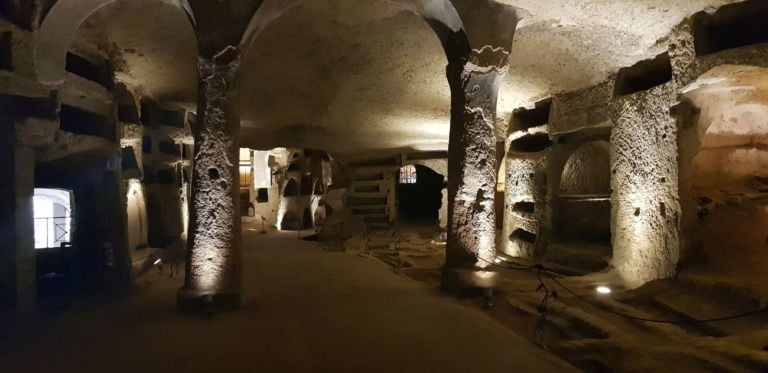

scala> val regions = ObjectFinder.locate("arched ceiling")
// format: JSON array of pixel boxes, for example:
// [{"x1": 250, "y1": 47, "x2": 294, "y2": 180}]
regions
[
  {"x1": 240, "y1": 0, "x2": 450, "y2": 154},
  {"x1": 70, "y1": 0, "x2": 744, "y2": 156},
  {"x1": 75, "y1": 0, "x2": 197, "y2": 105}
]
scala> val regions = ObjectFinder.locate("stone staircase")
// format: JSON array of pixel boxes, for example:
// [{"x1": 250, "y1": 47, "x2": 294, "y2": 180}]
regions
[{"x1": 347, "y1": 156, "x2": 399, "y2": 230}]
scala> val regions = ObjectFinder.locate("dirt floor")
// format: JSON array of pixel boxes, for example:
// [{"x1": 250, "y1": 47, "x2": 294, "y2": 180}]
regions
[
  {"x1": 367, "y1": 225, "x2": 768, "y2": 372},
  {"x1": 0, "y1": 222, "x2": 574, "y2": 373}
]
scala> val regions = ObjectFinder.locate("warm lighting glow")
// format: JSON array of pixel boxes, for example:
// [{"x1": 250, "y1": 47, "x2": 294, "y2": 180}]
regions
[
  {"x1": 596, "y1": 286, "x2": 612, "y2": 294},
  {"x1": 494, "y1": 257, "x2": 502, "y2": 264}
]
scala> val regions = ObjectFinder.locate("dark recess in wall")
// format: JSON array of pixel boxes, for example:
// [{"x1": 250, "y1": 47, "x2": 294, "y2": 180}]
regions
[
  {"x1": 510, "y1": 99, "x2": 551, "y2": 132},
  {"x1": 283, "y1": 179, "x2": 299, "y2": 197},
  {"x1": 157, "y1": 168, "x2": 176, "y2": 184},
  {"x1": 510, "y1": 228, "x2": 537, "y2": 244},
  {"x1": 256, "y1": 188, "x2": 269, "y2": 203},
  {"x1": 140, "y1": 99, "x2": 185, "y2": 128},
  {"x1": 613, "y1": 53, "x2": 672, "y2": 96},
  {"x1": 65, "y1": 52, "x2": 113, "y2": 90},
  {"x1": 59, "y1": 105, "x2": 115, "y2": 141},
  {"x1": 513, "y1": 201, "x2": 535, "y2": 215},
  {"x1": 509, "y1": 133, "x2": 553, "y2": 153},
  {"x1": 406, "y1": 151, "x2": 448, "y2": 161},
  {"x1": 118, "y1": 104, "x2": 140, "y2": 124},
  {"x1": 114, "y1": 84, "x2": 140, "y2": 123},
  {"x1": 158, "y1": 140, "x2": 178, "y2": 156},
  {"x1": 0, "y1": 93, "x2": 57, "y2": 119},
  {"x1": 0, "y1": 1, "x2": 37, "y2": 30},
  {"x1": 301, "y1": 174, "x2": 313, "y2": 195},
  {"x1": 693, "y1": 1, "x2": 768, "y2": 56},
  {"x1": 0, "y1": 31, "x2": 12, "y2": 71},
  {"x1": 142, "y1": 136, "x2": 152, "y2": 153}
]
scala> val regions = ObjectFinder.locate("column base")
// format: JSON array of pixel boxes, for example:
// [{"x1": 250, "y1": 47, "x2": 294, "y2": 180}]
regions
[
  {"x1": 440, "y1": 265, "x2": 499, "y2": 296},
  {"x1": 176, "y1": 287, "x2": 241, "y2": 312}
]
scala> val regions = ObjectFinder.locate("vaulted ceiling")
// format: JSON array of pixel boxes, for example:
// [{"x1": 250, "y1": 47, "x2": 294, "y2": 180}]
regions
[{"x1": 74, "y1": 0, "x2": 743, "y2": 156}]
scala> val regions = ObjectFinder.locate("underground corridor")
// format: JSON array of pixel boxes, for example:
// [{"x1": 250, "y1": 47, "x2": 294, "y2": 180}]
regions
[{"x1": 3, "y1": 0, "x2": 768, "y2": 372}]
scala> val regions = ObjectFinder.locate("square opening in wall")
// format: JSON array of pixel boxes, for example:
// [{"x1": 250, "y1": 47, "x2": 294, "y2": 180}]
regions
[{"x1": 257, "y1": 188, "x2": 269, "y2": 203}]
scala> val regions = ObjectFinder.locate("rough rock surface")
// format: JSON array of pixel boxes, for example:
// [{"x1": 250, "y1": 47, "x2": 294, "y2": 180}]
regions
[{"x1": 182, "y1": 52, "x2": 242, "y2": 297}]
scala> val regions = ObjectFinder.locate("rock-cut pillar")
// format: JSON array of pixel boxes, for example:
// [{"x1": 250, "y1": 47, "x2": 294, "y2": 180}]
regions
[
  {"x1": 443, "y1": 47, "x2": 509, "y2": 289},
  {"x1": 178, "y1": 47, "x2": 243, "y2": 310}
]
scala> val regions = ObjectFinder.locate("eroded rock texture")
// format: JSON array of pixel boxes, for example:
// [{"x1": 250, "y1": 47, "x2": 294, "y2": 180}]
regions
[
  {"x1": 445, "y1": 47, "x2": 509, "y2": 268},
  {"x1": 181, "y1": 49, "x2": 242, "y2": 303},
  {"x1": 609, "y1": 85, "x2": 680, "y2": 287}
]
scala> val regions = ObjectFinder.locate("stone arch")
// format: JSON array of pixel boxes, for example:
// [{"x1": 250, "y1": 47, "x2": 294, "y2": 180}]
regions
[
  {"x1": 35, "y1": 0, "x2": 194, "y2": 84},
  {"x1": 559, "y1": 141, "x2": 611, "y2": 196},
  {"x1": 555, "y1": 141, "x2": 612, "y2": 247},
  {"x1": 240, "y1": 0, "x2": 468, "y2": 62}
]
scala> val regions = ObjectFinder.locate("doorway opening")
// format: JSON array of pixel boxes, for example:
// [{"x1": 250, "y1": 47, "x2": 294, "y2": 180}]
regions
[{"x1": 395, "y1": 165, "x2": 444, "y2": 225}]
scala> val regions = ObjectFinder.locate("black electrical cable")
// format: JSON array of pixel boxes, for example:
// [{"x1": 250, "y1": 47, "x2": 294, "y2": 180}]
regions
[
  {"x1": 541, "y1": 270, "x2": 768, "y2": 324},
  {"x1": 473, "y1": 255, "x2": 768, "y2": 324}
]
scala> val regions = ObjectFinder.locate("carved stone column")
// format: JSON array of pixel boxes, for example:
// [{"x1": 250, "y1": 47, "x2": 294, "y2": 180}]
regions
[
  {"x1": 178, "y1": 48, "x2": 243, "y2": 310},
  {"x1": 445, "y1": 47, "x2": 509, "y2": 265}
]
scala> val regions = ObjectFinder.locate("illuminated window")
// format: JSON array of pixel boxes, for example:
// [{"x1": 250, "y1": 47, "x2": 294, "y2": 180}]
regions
[
  {"x1": 399, "y1": 165, "x2": 417, "y2": 184},
  {"x1": 33, "y1": 188, "x2": 74, "y2": 249}
]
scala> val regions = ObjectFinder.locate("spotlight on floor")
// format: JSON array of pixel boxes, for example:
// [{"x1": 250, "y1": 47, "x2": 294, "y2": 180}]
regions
[
  {"x1": 154, "y1": 258, "x2": 164, "y2": 272},
  {"x1": 595, "y1": 285, "x2": 612, "y2": 295}
]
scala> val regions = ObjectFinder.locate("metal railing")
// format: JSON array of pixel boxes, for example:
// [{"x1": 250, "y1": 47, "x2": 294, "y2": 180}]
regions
[{"x1": 34, "y1": 216, "x2": 72, "y2": 249}]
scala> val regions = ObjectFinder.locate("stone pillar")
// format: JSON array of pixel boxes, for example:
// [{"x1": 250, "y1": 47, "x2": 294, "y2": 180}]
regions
[
  {"x1": 178, "y1": 48, "x2": 243, "y2": 310},
  {"x1": 442, "y1": 47, "x2": 509, "y2": 290},
  {"x1": 609, "y1": 86, "x2": 680, "y2": 287},
  {"x1": 438, "y1": 1, "x2": 523, "y2": 292}
]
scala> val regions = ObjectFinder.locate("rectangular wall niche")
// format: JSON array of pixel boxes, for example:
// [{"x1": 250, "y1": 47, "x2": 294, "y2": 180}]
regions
[
  {"x1": 65, "y1": 52, "x2": 113, "y2": 90},
  {"x1": 140, "y1": 99, "x2": 186, "y2": 128},
  {"x1": 510, "y1": 228, "x2": 537, "y2": 244},
  {"x1": 0, "y1": 31, "x2": 12, "y2": 71},
  {"x1": 510, "y1": 99, "x2": 551, "y2": 132},
  {"x1": 693, "y1": 1, "x2": 768, "y2": 56},
  {"x1": 158, "y1": 140, "x2": 178, "y2": 156},
  {"x1": 0, "y1": 93, "x2": 56, "y2": 119},
  {"x1": 59, "y1": 105, "x2": 115, "y2": 141},
  {"x1": 512, "y1": 201, "x2": 535, "y2": 215},
  {"x1": 256, "y1": 188, "x2": 269, "y2": 203},
  {"x1": 613, "y1": 53, "x2": 672, "y2": 97}
]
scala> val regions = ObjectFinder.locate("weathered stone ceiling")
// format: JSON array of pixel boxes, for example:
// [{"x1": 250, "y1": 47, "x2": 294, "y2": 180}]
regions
[
  {"x1": 74, "y1": 0, "x2": 743, "y2": 155},
  {"x1": 240, "y1": 0, "x2": 450, "y2": 154},
  {"x1": 496, "y1": 0, "x2": 741, "y2": 115},
  {"x1": 76, "y1": 0, "x2": 197, "y2": 105}
]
